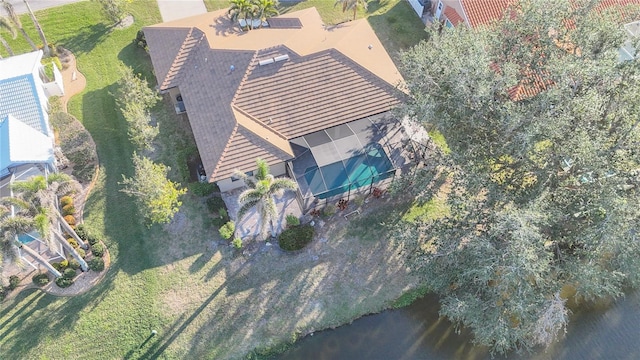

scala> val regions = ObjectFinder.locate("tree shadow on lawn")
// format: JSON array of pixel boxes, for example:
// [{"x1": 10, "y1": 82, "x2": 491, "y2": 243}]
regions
[
  {"x1": 0, "y1": 273, "x2": 116, "y2": 357},
  {"x1": 61, "y1": 23, "x2": 113, "y2": 56},
  {"x1": 117, "y1": 42, "x2": 155, "y2": 81}
]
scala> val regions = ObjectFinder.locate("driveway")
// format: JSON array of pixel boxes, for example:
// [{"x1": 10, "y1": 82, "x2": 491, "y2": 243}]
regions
[{"x1": 157, "y1": 0, "x2": 207, "y2": 22}]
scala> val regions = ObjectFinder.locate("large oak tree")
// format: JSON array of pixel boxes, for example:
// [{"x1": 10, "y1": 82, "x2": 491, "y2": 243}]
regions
[{"x1": 400, "y1": 0, "x2": 640, "y2": 354}]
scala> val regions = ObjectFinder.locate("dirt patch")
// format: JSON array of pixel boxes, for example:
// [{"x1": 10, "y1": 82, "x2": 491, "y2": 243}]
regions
[{"x1": 116, "y1": 15, "x2": 135, "y2": 30}]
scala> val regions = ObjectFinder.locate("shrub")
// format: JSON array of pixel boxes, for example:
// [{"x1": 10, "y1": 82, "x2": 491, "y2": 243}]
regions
[
  {"x1": 218, "y1": 208, "x2": 228, "y2": 219},
  {"x1": 77, "y1": 248, "x2": 86, "y2": 258},
  {"x1": 62, "y1": 204, "x2": 76, "y2": 216},
  {"x1": 68, "y1": 259, "x2": 80, "y2": 270},
  {"x1": 67, "y1": 238, "x2": 79, "y2": 249},
  {"x1": 55, "y1": 277, "x2": 73, "y2": 288},
  {"x1": 278, "y1": 225, "x2": 315, "y2": 251},
  {"x1": 285, "y1": 214, "x2": 300, "y2": 227},
  {"x1": 8, "y1": 275, "x2": 20, "y2": 290},
  {"x1": 63, "y1": 268, "x2": 77, "y2": 279},
  {"x1": 32, "y1": 273, "x2": 50, "y2": 286},
  {"x1": 91, "y1": 242, "x2": 105, "y2": 258},
  {"x1": 211, "y1": 216, "x2": 226, "y2": 228},
  {"x1": 87, "y1": 234, "x2": 100, "y2": 246},
  {"x1": 63, "y1": 215, "x2": 76, "y2": 226},
  {"x1": 232, "y1": 237, "x2": 243, "y2": 249},
  {"x1": 219, "y1": 221, "x2": 235, "y2": 240},
  {"x1": 60, "y1": 195, "x2": 74, "y2": 207},
  {"x1": 190, "y1": 182, "x2": 218, "y2": 196},
  {"x1": 52, "y1": 260, "x2": 68, "y2": 271},
  {"x1": 0, "y1": 287, "x2": 6, "y2": 301},
  {"x1": 89, "y1": 258, "x2": 105, "y2": 272},
  {"x1": 206, "y1": 196, "x2": 225, "y2": 213},
  {"x1": 74, "y1": 224, "x2": 88, "y2": 240},
  {"x1": 323, "y1": 204, "x2": 337, "y2": 217}
]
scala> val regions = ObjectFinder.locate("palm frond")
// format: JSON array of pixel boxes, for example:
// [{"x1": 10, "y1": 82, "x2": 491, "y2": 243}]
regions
[
  {"x1": 237, "y1": 198, "x2": 261, "y2": 222},
  {"x1": 270, "y1": 178, "x2": 297, "y2": 193},
  {"x1": 255, "y1": 158, "x2": 269, "y2": 180}
]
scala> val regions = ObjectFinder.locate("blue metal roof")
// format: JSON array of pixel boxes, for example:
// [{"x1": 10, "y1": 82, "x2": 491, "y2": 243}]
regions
[{"x1": 0, "y1": 74, "x2": 48, "y2": 136}]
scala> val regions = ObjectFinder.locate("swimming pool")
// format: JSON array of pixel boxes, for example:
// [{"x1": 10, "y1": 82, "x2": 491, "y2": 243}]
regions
[{"x1": 302, "y1": 144, "x2": 394, "y2": 199}]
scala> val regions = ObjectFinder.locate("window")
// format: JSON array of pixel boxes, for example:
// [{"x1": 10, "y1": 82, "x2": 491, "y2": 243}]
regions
[
  {"x1": 445, "y1": 19, "x2": 454, "y2": 28},
  {"x1": 231, "y1": 171, "x2": 253, "y2": 182}
]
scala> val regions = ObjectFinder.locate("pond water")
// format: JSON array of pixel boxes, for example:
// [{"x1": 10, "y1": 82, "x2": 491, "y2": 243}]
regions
[{"x1": 278, "y1": 290, "x2": 640, "y2": 360}]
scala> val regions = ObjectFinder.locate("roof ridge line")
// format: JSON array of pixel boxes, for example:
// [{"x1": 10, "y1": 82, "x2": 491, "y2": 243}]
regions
[
  {"x1": 231, "y1": 105, "x2": 289, "y2": 142},
  {"x1": 159, "y1": 27, "x2": 205, "y2": 90},
  {"x1": 210, "y1": 123, "x2": 240, "y2": 180}
]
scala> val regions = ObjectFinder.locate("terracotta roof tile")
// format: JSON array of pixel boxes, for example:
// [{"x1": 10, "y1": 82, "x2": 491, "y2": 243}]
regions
[
  {"x1": 461, "y1": 0, "x2": 515, "y2": 28},
  {"x1": 444, "y1": 6, "x2": 466, "y2": 26}
]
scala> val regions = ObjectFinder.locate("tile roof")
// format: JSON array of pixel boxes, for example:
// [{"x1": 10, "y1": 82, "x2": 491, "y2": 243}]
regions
[
  {"x1": 233, "y1": 47, "x2": 402, "y2": 139},
  {"x1": 444, "y1": 6, "x2": 466, "y2": 26},
  {"x1": 144, "y1": 7, "x2": 404, "y2": 182},
  {"x1": 461, "y1": 0, "x2": 515, "y2": 28},
  {"x1": 0, "y1": 74, "x2": 48, "y2": 135}
]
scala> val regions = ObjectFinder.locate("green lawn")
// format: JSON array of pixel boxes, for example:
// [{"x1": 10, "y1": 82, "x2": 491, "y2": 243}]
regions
[{"x1": 0, "y1": 1, "x2": 425, "y2": 359}]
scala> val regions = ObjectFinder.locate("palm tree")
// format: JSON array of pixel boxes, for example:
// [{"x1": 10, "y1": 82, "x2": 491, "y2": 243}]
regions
[
  {"x1": 0, "y1": 195, "x2": 63, "y2": 279},
  {"x1": 235, "y1": 159, "x2": 297, "y2": 240},
  {"x1": 228, "y1": 0, "x2": 256, "y2": 30},
  {"x1": 23, "y1": 0, "x2": 49, "y2": 56},
  {"x1": 11, "y1": 175, "x2": 88, "y2": 271},
  {"x1": 2, "y1": 0, "x2": 37, "y2": 51},
  {"x1": 0, "y1": 15, "x2": 17, "y2": 57},
  {"x1": 334, "y1": 0, "x2": 368, "y2": 21},
  {"x1": 253, "y1": 0, "x2": 279, "y2": 28}
]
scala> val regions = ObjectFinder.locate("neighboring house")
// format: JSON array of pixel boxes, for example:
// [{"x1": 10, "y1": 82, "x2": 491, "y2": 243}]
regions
[
  {"x1": 422, "y1": 0, "x2": 640, "y2": 29},
  {"x1": 0, "y1": 50, "x2": 66, "y2": 270},
  {"x1": 144, "y1": 7, "x2": 412, "y2": 207}
]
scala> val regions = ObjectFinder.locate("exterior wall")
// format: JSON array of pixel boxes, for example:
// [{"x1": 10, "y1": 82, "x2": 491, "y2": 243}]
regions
[
  {"x1": 42, "y1": 64, "x2": 65, "y2": 97},
  {"x1": 407, "y1": 0, "x2": 425, "y2": 16},
  {"x1": 436, "y1": 0, "x2": 469, "y2": 25},
  {"x1": 167, "y1": 87, "x2": 186, "y2": 114},
  {"x1": 216, "y1": 162, "x2": 287, "y2": 193}
]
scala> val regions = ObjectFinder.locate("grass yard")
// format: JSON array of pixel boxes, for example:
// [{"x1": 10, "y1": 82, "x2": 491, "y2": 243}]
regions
[{"x1": 0, "y1": 1, "x2": 427, "y2": 359}]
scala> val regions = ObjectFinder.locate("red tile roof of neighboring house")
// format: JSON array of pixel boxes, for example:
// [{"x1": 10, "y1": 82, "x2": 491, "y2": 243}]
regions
[
  {"x1": 443, "y1": 6, "x2": 466, "y2": 26},
  {"x1": 461, "y1": 0, "x2": 515, "y2": 28}
]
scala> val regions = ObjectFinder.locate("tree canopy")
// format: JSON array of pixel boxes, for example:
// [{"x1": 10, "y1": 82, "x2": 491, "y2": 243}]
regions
[
  {"x1": 120, "y1": 154, "x2": 186, "y2": 226},
  {"x1": 400, "y1": 0, "x2": 640, "y2": 354}
]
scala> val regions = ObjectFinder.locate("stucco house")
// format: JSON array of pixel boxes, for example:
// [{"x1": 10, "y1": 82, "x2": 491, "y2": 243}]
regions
[
  {"x1": 144, "y1": 7, "x2": 414, "y2": 207},
  {"x1": 0, "y1": 50, "x2": 66, "y2": 270}
]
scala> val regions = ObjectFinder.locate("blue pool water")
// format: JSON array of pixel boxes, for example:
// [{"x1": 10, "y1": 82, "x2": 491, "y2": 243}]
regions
[{"x1": 304, "y1": 144, "x2": 394, "y2": 199}]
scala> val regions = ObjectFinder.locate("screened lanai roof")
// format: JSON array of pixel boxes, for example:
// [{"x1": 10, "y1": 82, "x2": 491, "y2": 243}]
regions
[{"x1": 290, "y1": 113, "x2": 406, "y2": 200}]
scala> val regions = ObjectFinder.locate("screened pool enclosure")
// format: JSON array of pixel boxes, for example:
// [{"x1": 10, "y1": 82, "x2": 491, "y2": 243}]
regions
[{"x1": 287, "y1": 114, "x2": 412, "y2": 210}]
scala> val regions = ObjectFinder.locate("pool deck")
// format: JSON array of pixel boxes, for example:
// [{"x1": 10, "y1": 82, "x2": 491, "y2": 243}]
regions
[{"x1": 222, "y1": 187, "x2": 303, "y2": 241}]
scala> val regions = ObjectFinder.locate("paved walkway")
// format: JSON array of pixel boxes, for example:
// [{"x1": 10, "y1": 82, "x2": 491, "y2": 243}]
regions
[
  {"x1": 222, "y1": 188, "x2": 303, "y2": 241},
  {"x1": 157, "y1": 0, "x2": 208, "y2": 22},
  {"x1": 0, "y1": 0, "x2": 85, "y2": 16}
]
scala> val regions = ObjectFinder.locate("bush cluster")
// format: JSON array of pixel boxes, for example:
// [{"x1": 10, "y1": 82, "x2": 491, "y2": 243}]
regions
[
  {"x1": 68, "y1": 259, "x2": 81, "y2": 270},
  {"x1": 219, "y1": 221, "x2": 235, "y2": 240},
  {"x1": 8, "y1": 275, "x2": 20, "y2": 290},
  {"x1": 206, "y1": 196, "x2": 226, "y2": 213},
  {"x1": 32, "y1": 273, "x2": 50, "y2": 286},
  {"x1": 323, "y1": 204, "x2": 337, "y2": 217},
  {"x1": 278, "y1": 225, "x2": 315, "y2": 251},
  {"x1": 285, "y1": 214, "x2": 300, "y2": 227},
  {"x1": 62, "y1": 204, "x2": 76, "y2": 216},
  {"x1": 67, "y1": 238, "x2": 79, "y2": 249},
  {"x1": 64, "y1": 215, "x2": 76, "y2": 226},
  {"x1": 60, "y1": 195, "x2": 74, "y2": 207},
  {"x1": 75, "y1": 224, "x2": 100, "y2": 246},
  {"x1": 190, "y1": 182, "x2": 218, "y2": 197},
  {"x1": 89, "y1": 258, "x2": 105, "y2": 272},
  {"x1": 52, "y1": 259, "x2": 69, "y2": 271},
  {"x1": 91, "y1": 242, "x2": 105, "y2": 258},
  {"x1": 55, "y1": 277, "x2": 73, "y2": 288},
  {"x1": 63, "y1": 268, "x2": 77, "y2": 279}
]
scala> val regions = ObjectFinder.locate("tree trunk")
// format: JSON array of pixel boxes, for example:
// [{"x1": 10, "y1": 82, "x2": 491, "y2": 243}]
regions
[
  {"x1": 53, "y1": 230, "x2": 88, "y2": 272},
  {"x1": 57, "y1": 212, "x2": 88, "y2": 249},
  {"x1": 23, "y1": 0, "x2": 49, "y2": 57},
  {"x1": 19, "y1": 28, "x2": 37, "y2": 51},
  {"x1": 0, "y1": 36, "x2": 13, "y2": 56},
  {"x1": 18, "y1": 241, "x2": 62, "y2": 278}
]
